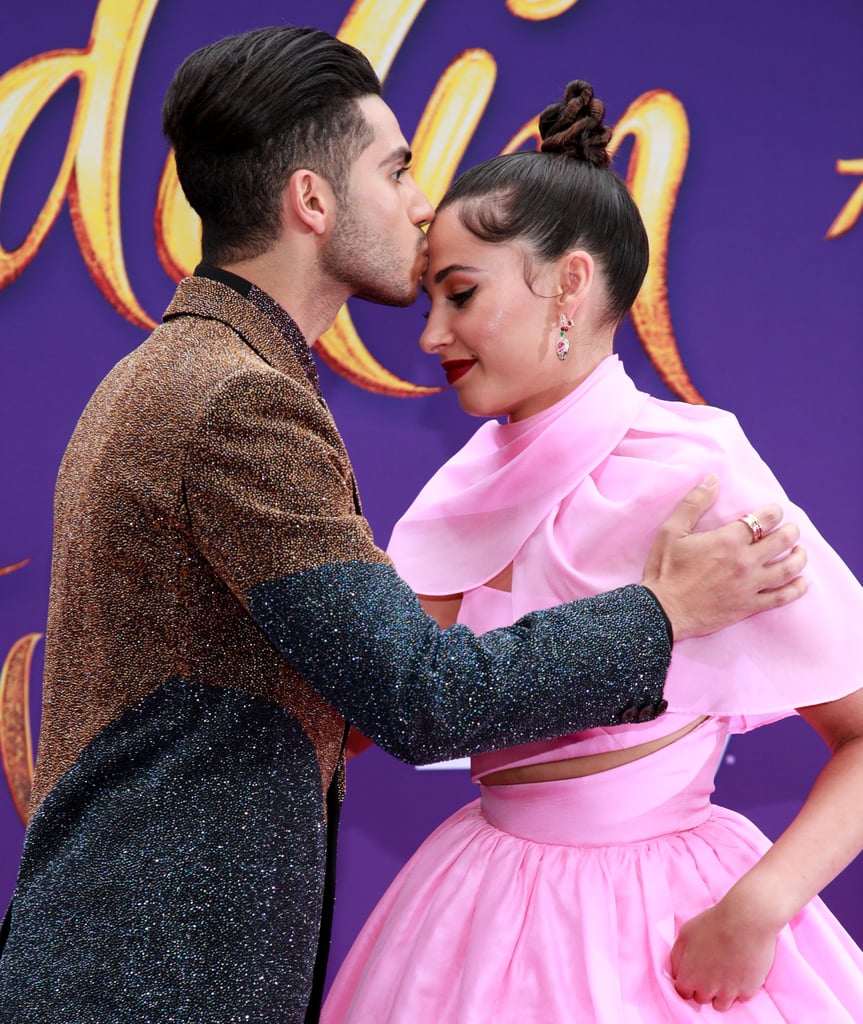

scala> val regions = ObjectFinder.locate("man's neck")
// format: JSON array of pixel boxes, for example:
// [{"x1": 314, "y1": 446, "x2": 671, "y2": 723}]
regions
[{"x1": 220, "y1": 249, "x2": 349, "y2": 345}]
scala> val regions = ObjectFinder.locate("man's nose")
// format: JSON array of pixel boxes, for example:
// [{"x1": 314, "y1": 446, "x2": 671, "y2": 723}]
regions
[{"x1": 410, "y1": 180, "x2": 435, "y2": 228}]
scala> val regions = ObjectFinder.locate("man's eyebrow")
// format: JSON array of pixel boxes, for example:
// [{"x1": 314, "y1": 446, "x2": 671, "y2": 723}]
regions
[
  {"x1": 379, "y1": 146, "x2": 412, "y2": 169},
  {"x1": 434, "y1": 264, "x2": 481, "y2": 285}
]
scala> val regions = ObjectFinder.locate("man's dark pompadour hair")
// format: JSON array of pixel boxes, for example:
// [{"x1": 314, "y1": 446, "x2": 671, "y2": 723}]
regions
[{"x1": 162, "y1": 26, "x2": 381, "y2": 263}]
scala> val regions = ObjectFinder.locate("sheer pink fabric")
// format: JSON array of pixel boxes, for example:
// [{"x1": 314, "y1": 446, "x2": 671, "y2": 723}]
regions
[{"x1": 389, "y1": 355, "x2": 863, "y2": 721}]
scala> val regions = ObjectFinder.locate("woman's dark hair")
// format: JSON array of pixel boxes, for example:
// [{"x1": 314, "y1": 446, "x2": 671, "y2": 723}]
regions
[
  {"x1": 162, "y1": 26, "x2": 381, "y2": 263},
  {"x1": 439, "y1": 81, "x2": 648, "y2": 327}
]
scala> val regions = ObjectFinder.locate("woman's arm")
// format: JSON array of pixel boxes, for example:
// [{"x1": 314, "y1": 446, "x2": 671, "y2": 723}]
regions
[
  {"x1": 419, "y1": 593, "x2": 464, "y2": 629},
  {"x1": 670, "y1": 686, "x2": 863, "y2": 1011}
]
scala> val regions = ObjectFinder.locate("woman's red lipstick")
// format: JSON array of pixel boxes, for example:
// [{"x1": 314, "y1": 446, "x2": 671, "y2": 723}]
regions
[{"x1": 441, "y1": 359, "x2": 477, "y2": 385}]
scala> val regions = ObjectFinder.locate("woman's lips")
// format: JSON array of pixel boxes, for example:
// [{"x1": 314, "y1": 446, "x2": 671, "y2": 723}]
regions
[{"x1": 441, "y1": 359, "x2": 477, "y2": 385}]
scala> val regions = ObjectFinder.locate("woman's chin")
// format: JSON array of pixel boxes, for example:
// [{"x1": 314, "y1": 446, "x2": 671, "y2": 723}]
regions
[{"x1": 458, "y1": 397, "x2": 510, "y2": 420}]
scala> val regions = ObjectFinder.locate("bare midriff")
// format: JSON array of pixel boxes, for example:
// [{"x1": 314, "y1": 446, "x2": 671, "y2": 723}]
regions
[{"x1": 480, "y1": 716, "x2": 709, "y2": 786}]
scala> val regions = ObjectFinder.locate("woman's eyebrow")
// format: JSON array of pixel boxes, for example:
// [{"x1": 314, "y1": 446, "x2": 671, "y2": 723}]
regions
[{"x1": 434, "y1": 264, "x2": 481, "y2": 284}]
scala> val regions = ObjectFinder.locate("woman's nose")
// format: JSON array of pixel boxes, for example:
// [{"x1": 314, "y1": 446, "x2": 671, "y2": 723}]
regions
[{"x1": 419, "y1": 313, "x2": 450, "y2": 355}]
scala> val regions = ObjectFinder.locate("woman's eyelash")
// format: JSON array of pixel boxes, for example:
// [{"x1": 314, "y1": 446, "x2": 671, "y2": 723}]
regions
[
  {"x1": 448, "y1": 286, "x2": 477, "y2": 307},
  {"x1": 422, "y1": 286, "x2": 476, "y2": 319}
]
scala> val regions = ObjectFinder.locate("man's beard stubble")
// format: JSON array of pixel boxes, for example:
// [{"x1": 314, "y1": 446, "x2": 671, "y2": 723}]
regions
[{"x1": 320, "y1": 203, "x2": 421, "y2": 308}]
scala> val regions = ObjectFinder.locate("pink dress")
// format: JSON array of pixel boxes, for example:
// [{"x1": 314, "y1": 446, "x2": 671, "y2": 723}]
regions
[{"x1": 322, "y1": 356, "x2": 863, "y2": 1022}]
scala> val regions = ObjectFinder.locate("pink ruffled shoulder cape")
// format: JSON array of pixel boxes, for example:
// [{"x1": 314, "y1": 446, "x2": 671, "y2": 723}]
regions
[{"x1": 388, "y1": 355, "x2": 863, "y2": 727}]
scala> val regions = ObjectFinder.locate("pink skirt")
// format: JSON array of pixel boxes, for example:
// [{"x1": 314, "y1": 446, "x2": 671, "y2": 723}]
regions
[{"x1": 323, "y1": 721, "x2": 863, "y2": 1022}]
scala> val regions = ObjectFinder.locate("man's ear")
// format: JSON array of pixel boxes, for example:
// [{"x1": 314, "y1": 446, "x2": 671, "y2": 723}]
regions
[
  {"x1": 284, "y1": 169, "x2": 335, "y2": 235},
  {"x1": 558, "y1": 250, "x2": 595, "y2": 315}
]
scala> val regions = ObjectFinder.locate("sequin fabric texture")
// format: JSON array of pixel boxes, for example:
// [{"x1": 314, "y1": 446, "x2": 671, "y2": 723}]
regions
[
  {"x1": 250, "y1": 568, "x2": 670, "y2": 765},
  {"x1": 247, "y1": 281, "x2": 322, "y2": 398},
  {"x1": 0, "y1": 277, "x2": 671, "y2": 1022}
]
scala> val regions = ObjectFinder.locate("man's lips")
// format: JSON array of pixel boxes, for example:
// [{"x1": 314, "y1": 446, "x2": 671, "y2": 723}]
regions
[{"x1": 441, "y1": 359, "x2": 477, "y2": 385}]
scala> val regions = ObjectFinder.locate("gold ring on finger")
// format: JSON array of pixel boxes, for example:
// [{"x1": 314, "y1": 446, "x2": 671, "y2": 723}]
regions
[{"x1": 738, "y1": 512, "x2": 764, "y2": 543}]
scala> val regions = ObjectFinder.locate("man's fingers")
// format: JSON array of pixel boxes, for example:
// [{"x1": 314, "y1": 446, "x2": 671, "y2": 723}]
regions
[
  {"x1": 754, "y1": 521, "x2": 800, "y2": 562},
  {"x1": 642, "y1": 488, "x2": 809, "y2": 639},
  {"x1": 745, "y1": 569, "x2": 809, "y2": 615},
  {"x1": 734, "y1": 503, "x2": 783, "y2": 545},
  {"x1": 759, "y1": 544, "x2": 808, "y2": 587},
  {"x1": 743, "y1": 540, "x2": 809, "y2": 612},
  {"x1": 754, "y1": 572, "x2": 810, "y2": 609},
  {"x1": 666, "y1": 475, "x2": 720, "y2": 536}
]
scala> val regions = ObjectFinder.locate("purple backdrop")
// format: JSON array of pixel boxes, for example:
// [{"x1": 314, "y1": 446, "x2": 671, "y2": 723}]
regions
[{"x1": 0, "y1": 0, "x2": 861, "y2": 994}]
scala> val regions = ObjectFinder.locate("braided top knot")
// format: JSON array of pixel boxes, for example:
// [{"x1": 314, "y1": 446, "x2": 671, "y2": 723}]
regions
[{"x1": 538, "y1": 80, "x2": 611, "y2": 168}]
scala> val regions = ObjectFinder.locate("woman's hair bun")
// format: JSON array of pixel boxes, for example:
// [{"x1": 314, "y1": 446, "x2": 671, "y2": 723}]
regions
[{"x1": 538, "y1": 80, "x2": 612, "y2": 168}]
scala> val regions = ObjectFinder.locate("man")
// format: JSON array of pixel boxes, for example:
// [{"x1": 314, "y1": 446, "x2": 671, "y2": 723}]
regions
[{"x1": 0, "y1": 25, "x2": 805, "y2": 1024}]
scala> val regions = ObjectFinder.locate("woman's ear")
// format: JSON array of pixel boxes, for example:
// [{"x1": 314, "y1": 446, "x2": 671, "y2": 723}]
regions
[
  {"x1": 558, "y1": 250, "x2": 595, "y2": 316},
  {"x1": 284, "y1": 169, "x2": 335, "y2": 236}
]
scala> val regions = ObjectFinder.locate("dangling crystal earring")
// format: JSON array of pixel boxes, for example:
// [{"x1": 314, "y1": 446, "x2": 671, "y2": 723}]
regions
[{"x1": 556, "y1": 313, "x2": 572, "y2": 361}]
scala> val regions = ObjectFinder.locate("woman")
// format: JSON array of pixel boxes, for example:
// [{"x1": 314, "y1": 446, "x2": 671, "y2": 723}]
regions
[{"x1": 322, "y1": 82, "x2": 863, "y2": 1021}]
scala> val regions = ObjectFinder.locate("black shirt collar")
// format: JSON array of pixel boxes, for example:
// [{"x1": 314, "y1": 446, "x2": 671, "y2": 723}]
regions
[{"x1": 194, "y1": 262, "x2": 322, "y2": 397}]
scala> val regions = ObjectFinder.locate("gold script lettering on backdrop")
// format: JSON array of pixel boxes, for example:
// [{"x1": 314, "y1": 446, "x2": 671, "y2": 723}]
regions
[
  {"x1": 1, "y1": 0, "x2": 698, "y2": 398},
  {"x1": 0, "y1": 561, "x2": 39, "y2": 824},
  {"x1": 613, "y1": 91, "x2": 702, "y2": 403},
  {"x1": 507, "y1": 0, "x2": 579, "y2": 19},
  {"x1": 0, "y1": 0, "x2": 159, "y2": 327},
  {"x1": 0, "y1": 633, "x2": 40, "y2": 824},
  {"x1": 826, "y1": 158, "x2": 863, "y2": 239}
]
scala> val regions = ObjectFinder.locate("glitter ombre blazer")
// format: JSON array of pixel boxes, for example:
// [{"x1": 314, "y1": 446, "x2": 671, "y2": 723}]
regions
[{"x1": 0, "y1": 276, "x2": 671, "y2": 1024}]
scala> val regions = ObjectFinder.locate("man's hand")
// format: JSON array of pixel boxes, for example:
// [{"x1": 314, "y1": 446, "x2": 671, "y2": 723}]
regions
[{"x1": 642, "y1": 476, "x2": 808, "y2": 641}]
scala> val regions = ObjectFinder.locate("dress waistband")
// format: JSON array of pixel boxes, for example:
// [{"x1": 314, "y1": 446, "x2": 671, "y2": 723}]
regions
[{"x1": 479, "y1": 719, "x2": 722, "y2": 847}]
